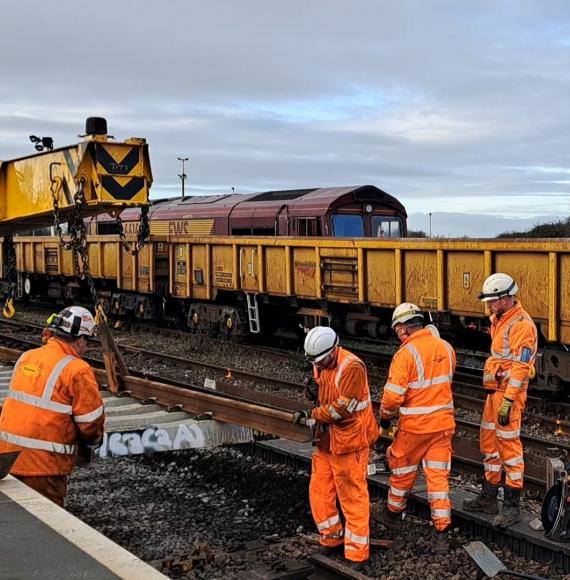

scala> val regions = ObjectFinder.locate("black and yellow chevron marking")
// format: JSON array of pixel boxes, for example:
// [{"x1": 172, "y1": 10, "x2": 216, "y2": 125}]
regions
[
  {"x1": 101, "y1": 176, "x2": 145, "y2": 201},
  {"x1": 96, "y1": 145, "x2": 140, "y2": 175}
]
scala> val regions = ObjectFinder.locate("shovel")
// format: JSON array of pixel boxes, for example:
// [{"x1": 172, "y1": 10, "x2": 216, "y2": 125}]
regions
[
  {"x1": 464, "y1": 541, "x2": 548, "y2": 579},
  {"x1": 0, "y1": 451, "x2": 20, "y2": 479}
]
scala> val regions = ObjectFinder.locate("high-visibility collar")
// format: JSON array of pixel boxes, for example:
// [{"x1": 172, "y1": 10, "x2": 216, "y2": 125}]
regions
[
  {"x1": 46, "y1": 337, "x2": 82, "y2": 359},
  {"x1": 398, "y1": 327, "x2": 434, "y2": 347},
  {"x1": 490, "y1": 300, "x2": 523, "y2": 325}
]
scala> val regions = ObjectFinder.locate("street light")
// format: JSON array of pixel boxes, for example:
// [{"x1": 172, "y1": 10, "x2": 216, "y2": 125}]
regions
[
  {"x1": 429, "y1": 212, "x2": 432, "y2": 238},
  {"x1": 177, "y1": 157, "x2": 189, "y2": 200}
]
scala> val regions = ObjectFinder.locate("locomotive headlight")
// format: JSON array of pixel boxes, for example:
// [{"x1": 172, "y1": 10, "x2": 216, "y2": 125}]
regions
[{"x1": 365, "y1": 204, "x2": 373, "y2": 213}]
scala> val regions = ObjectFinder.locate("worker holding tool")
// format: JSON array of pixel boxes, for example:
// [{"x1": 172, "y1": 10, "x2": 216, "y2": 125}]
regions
[
  {"x1": 374, "y1": 303, "x2": 456, "y2": 555},
  {"x1": 41, "y1": 312, "x2": 58, "y2": 344},
  {"x1": 0, "y1": 306, "x2": 105, "y2": 506},
  {"x1": 463, "y1": 273, "x2": 537, "y2": 528},
  {"x1": 293, "y1": 326, "x2": 378, "y2": 566}
]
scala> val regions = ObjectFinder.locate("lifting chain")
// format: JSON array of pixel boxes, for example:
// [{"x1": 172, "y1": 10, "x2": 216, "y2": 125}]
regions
[
  {"x1": 51, "y1": 178, "x2": 100, "y2": 310},
  {"x1": 115, "y1": 205, "x2": 150, "y2": 256},
  {"x1": 2, "y1": 235, "x2": 17, "y2": 317}
]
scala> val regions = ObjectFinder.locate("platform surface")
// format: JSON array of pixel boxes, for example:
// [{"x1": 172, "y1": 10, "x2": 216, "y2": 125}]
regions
[{"x1": 0, "y1": 475, "x2": 166, "y2": 580}]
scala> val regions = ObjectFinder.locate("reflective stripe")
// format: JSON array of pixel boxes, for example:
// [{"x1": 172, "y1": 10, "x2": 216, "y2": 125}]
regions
[
  {"x1": 484, "y1": 452, "x2": 500, "y2": 460},
  {"x1": 480, "y1": 421, "x2": 496, "y2": 430},
  {"x1": 42, "y1": 356, "x2": 76, "y2": 400},
  {"x1": 497, "y1": 429, "x2": 520, "y2": 440},
  {"x1": 408, "y1": 374, "x2": 453, "y2": 389},
  {"x1": 432, "y1": 508, "x2": 451, "y2": 518},
  {"x1": 354, "y1": 398, "x2": 370, "y2": 411},
  {"x1": 317, "y1": 514, "x2": 340, "y2": 531},
  {"x1": 74, "y1": 404, "x2": 104, "y2": 424},
  {"x1": 389, "y1": 486, "x2": 408, "y2": 497},
  {"x1": 504, "y1": 455, "x2": 524, "y2": 467},
  {"x1": 392, "y1": 464, "x2": 418, "y2": 476},
  {"x1": 428, "y1": 491, "x2": 449, "y2": 501},
  {"x1": 483, "y1": 373, "x2": 496, "y2": 383},
  {"x1": 388, "y1": 497, "x2": 406, "y2": 508},
  {"x1": 507, "y1": 378, "x2": 524, "y2": 389},
  {"x1": 6, "y1": 355, "x2": 76, "y2": 415},
  {"x1": 405, "y1": 344, "x2": 425, "y2": 384},
  {"x1": 6, "y1": 390, "x2": 72, "y2": 414},
  {"x1": 484, "y1": 463, "x2": 502, "y2": 472},
  {"x1": 329, "y1": 405, "x2": 342, "y2": 421},
  {"x1": 385, "y1": 382, "x2": 406, "y2": 395},
  {"x1": 335, "y1": 354, "x2": 360, "y2": 389},
  {"x1": 506, "y1": 471, "x2": 523, "y2": 481},
  {"x1": 345, "y1": 527, "x2": 368, "y2": 545},
  {"x1": 381, "y1": 407, "x2": 398, "y2": 417},
  {"x1": 422, "y1": 460, "x2": 451, "y2": 470},
  {"x1": 400, "y1": 401, "x2": 454, "y2": 415},
  {"x1": 0, "y1": 431, "x2": 77, "y2": 455}
]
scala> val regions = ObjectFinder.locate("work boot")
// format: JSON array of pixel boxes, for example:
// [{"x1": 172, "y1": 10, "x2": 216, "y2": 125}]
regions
[
  {"x1": 431, "y1": 527, "x2": 449, "y2": 555},
  {"x1": 493, "y1": 486, "x2": 521, "y2": 528},
  {"x1": 463, "y1": 479, "x2": 499, "y2": 515},
  {"x1": 320, "y1": 543, "x2": 343, "y2": 557},
  {"x1": 345, "y1": 560, "x2": 366, "y2": 572},
  {"x1": 371, "y1": 502, "x2": 403, "y2": 531}
]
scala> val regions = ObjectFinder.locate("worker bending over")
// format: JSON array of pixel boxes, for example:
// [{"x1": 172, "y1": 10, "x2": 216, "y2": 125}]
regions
[
  {"x1": 0, "y1": 306, "x2": 105, "y2": 506},
  {"x1": 293, "y1": 327, "x2": 378, "y2": 566},
  {"x1": 374, "y1": 303, "x2": 456, "y2": 554},
  {"x1": 464, "y1": 273, "x2": 537, "y2": 527}
]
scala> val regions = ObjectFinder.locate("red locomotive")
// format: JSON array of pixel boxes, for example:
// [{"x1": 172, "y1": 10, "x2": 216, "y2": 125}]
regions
[{"x1": 90, "y1": 185, "x2": 407, "y2": 238}]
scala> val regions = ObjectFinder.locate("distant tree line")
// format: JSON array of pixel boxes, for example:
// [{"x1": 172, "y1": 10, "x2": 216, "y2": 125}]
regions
[
  {"x1": 497, "y1": 216, "x2": 570, "y2": 238},
  {"x1": 407, "y1": 229, "x2": 428, "y2": 237}
]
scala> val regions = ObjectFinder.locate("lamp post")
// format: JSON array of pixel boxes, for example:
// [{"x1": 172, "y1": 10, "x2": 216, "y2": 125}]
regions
[
  {"x1": 429, "y1": 212, "x2": 432, "y2": 238},
  {"x1": 177, "y1": 157, "x2": 188, "y2": 200}
]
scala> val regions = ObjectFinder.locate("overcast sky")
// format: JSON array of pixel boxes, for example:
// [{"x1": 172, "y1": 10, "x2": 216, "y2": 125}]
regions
[{"x1": 2, "y1": 1, "x2": 570, "y2": 223}]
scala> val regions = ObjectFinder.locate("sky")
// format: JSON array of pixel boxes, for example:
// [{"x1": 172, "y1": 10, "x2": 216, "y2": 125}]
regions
[{"x1": 1, "y1": 1, "x2": 570, "y2": 233}]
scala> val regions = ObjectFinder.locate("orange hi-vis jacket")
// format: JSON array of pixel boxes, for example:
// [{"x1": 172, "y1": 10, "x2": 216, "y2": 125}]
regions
[
  {"x1": 0, "y1": 338, "x2": 105, "y2": 476},
  {"x1": 482, "y1": 302, "x2": 537, "y2": 403},
  {"x1": 381, "y1": 328, "x2": 456, "y2": 433},
  {"x1": 312, "y1": 347, "x2": 379, "y2": 454}
]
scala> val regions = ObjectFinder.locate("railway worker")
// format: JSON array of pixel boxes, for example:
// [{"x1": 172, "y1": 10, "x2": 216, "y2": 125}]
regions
[
  {"x1": 374, "y1": 303, "x2": 456, "y2": 555},
  {"x1": 292, "y1": 326, "x2": 378, "y2": 566},
  {"x1": 0, "y1": 306, "x2": 105, "y2": 507},
  {"x1": 463, "y1": 273, "x2": 537, "y2": 528}
]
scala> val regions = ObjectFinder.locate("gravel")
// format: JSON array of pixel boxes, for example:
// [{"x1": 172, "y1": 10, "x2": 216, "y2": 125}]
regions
[{"x1": 67, "y1": 446, "x2": 566, "y2": 579}]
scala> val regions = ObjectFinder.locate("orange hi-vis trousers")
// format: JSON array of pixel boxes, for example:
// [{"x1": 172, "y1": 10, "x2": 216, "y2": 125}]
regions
[
  {"x1": 386, "y1": 430, "x2": 453, "y2": 531},
  {"x1": 480, "y1": 390, "x2": 525, "y2": 490},
  {"x1": 309, "y1": 447, "x2": 370, "y2": 562}
]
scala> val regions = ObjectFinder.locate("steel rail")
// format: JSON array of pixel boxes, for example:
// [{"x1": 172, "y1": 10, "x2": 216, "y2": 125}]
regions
[{"x1": 0, "y1": 345, "x2": 311, "y2": 443}]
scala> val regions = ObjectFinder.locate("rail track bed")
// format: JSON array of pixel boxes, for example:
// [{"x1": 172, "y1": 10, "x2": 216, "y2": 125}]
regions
[
  {"x1": 0, "y1": 314, "x2": 567, "y2": 577},
  {"x1": 66, "y1": 445, "x2": 565, "y2": 579},
  {"x1": 1, "y1": 315, "x2": 569, "y2": 493}
]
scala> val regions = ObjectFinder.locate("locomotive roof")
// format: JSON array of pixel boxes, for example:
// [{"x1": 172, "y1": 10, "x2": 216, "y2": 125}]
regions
[{"x1": 104, "y1": 185, "x2": 405, "y2": 220}]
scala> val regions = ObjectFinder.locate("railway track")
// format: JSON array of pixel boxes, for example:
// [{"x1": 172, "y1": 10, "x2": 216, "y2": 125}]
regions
[{"x1": 0, "y1": 316, "x2": 566, "y2": 492}]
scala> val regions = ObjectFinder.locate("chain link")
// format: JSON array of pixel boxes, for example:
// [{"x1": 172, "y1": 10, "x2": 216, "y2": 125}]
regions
[
  {"x1": 3, "y1": 235, "x2": 17, "y2": 300},
  {"x1": 115, "y1": 205, "x2": 150, "y2": 256}
]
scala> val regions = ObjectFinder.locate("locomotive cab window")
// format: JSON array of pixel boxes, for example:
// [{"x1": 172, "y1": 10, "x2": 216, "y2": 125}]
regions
[
  {"x1": 371, "y1": 216, "x2": 402, "y2": 238},
  {"x1": 296, "y1": 218, "x2": 321, "y2": 236},
  {"x1": 331, "y1": 214, "x2": 364, "y2": 237}
]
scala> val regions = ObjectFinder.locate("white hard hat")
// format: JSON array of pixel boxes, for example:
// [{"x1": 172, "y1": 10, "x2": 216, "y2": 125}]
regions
[
  {"x1": 51, "y1": 306, "x2": 97, "y2": 338},
  {"x1": 391, "y1": 302, "x2": 424, "y2": 329},
  {"x1": 478, "y1": 273, "x2": 518, "y2": 302},
  {"x1": 304, "y1": 326, "x2": 339, "y2": 363}
]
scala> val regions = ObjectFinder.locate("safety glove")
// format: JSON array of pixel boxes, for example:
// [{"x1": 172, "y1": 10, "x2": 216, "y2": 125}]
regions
[
  {"x1": 497, "y1": 398, "x2": 514, "y2": 426},
  {"x1": 292, "y1": 409, "x2": 312, "y2": 426},
  {"x1": 304, "y1": 377, "x2": 319, "y2": 402},
  {"x1": 379, "y1": 417, "x2": 391, "y2": 430}
]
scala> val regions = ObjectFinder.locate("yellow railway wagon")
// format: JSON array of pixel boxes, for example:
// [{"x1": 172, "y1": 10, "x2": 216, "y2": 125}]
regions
[
  {"x1": 9, "y1": 235, "x2": 570, "y2": 344},
  {"x1": 6, "y1": 235, "x2": 570, "y2": 390},
  {"x1": 164, "y1": 236, "x2": 569, "y2": 344}
]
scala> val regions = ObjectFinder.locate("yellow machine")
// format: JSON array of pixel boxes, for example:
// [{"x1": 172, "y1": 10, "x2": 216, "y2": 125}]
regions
[
  {"x1": 0, "y1": 117, "x2": 152, "y2": 234},
  {"x1": 0, "y1": 117, "x2": 152, "y2": 391}
]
